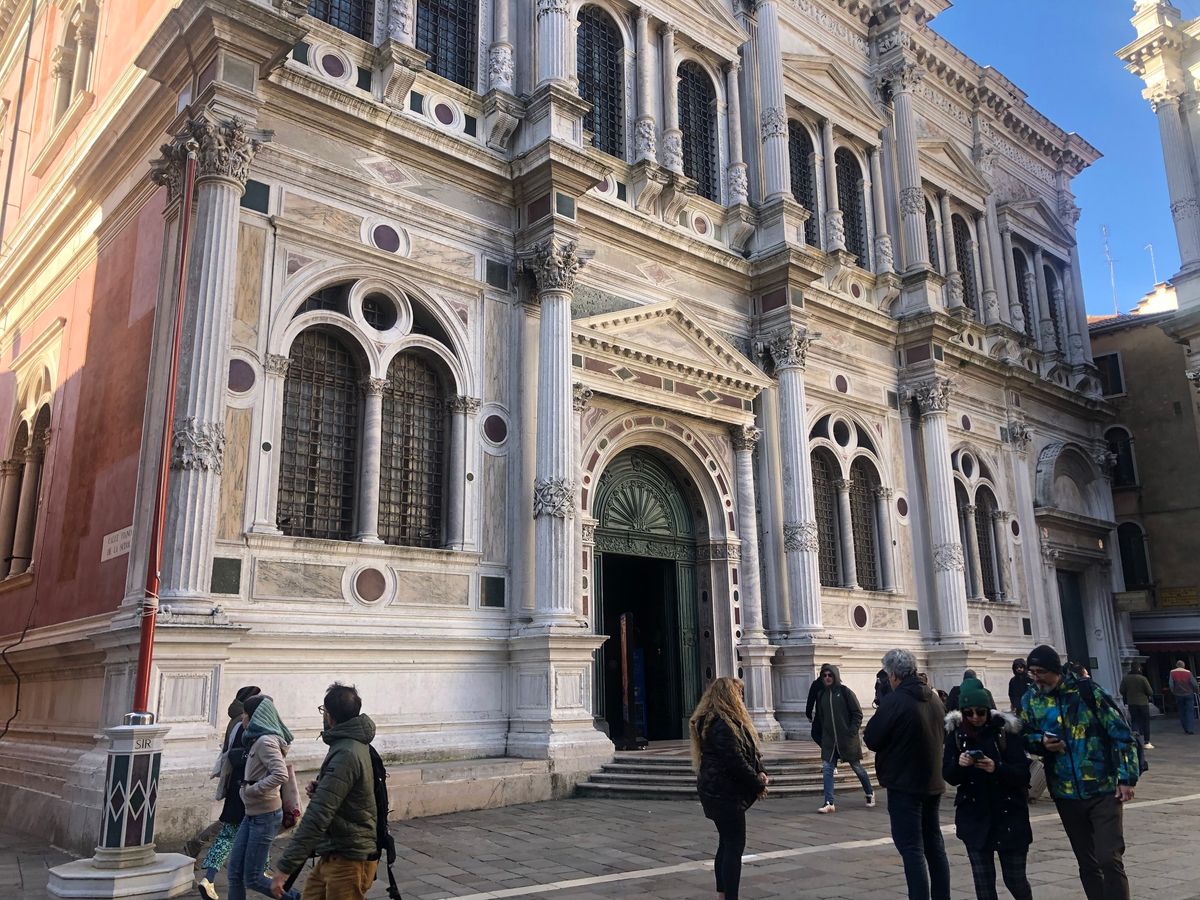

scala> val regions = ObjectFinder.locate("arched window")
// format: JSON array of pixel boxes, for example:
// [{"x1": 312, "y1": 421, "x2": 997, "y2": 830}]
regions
[
  {"x1": 309, "y1": 0, "x2": 375, "y2": 41},
  {"x1": 811, "y1": 449, "x2": 840, "y2": 587},
  {"x1": 952, "y1": 214, "x2": 978, "y2": 312},
  {"x1": 1014, "y1": 250, "x2": 1035, "y2": 338},
  {"x1": 678, "y1": 61, "x2": 718, "y2": 203},
  {"x1": 416, "y1": 0, "x2": 478, "y2": 89},
  {"x1": 975, "y1": 487, "x2": 999, "y2": 600},
  {"x1": 1044, "y1": 265, "x2": 1064, "y2": 352},
  {"x1": 577, "y1": 6, "x2": 625, "y2": 160},
  {"x1": 1106, "y1": 427, "x2": 1137, "y2": 488},
  {"x1": 849, "y1": 458, "x2": 880, "y2": 591},
  {"x1": 379, "y1": 352, "x2": 448, "y2": 548},
  {"x1": 835, "y1": 148, "x2": 867, "y2": 264},
  {"x1": 788, "y1": 121, "x2": 819, "y2": 247},
  {"x1": 1118, "y1": 522, "x2": 1151, "y2": 589},
  {"x1": 955, "y1": 481, "x2": 974, "y2": 597},
  {"x1": 278, "y1": 329, "x2": 362, "y2": 540},
  {"x1": 925, "y1": 200, "x2": 940, "y2": 272}
]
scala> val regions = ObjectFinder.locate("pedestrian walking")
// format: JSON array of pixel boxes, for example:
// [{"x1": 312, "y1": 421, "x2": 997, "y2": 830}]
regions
[
  {"x1": 1007, "y1": 659, "x2": 1032, "y2": 713},
  {"x1": 804, "y1": 664, "x2": 830, "y2": 722},
  {"x1": 810, "y1": 664, "x2": 874, "y2": 813},
  {"x1": 196, "y1": 685, "x2": 261, "y2": 900},
  {"x1": 873, "y1": 669, "x2": 891, "y2": 708},
  {"x1": 863, "y1": 648, "x2": 951, "y2": 900},
  {"x1": 1168, "y1": 660, "x2": 1198, "y2": 734},
  {"x1": 272, "y1": 683, "x2": 380, "y2": 900},
  {"x1": 1119, "y1": 663, "x2": 1155, "y2": 749},
  {"x1": 943, "y1": 679, "x2": 1033, "y2": 900},
  {"x1": 689, "y1": 676, "x2": 768, "y2": 900},
  {"x1": 1020, "y1": 644, "x2": 1139, "y2": 900},
  {"x1": 227, "y1": 695, "x2": 301, "y2": 900}
]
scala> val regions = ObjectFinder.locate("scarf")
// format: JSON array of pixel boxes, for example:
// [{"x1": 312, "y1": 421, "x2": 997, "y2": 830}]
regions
[{"x1": 243, "y1": 697, "x2": 294, "y2": 747}]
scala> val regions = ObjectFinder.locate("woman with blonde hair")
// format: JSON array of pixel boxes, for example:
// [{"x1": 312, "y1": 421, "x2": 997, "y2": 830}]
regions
[{"x1": 690, "y1": 676, "x2": 769, "y2": 900}]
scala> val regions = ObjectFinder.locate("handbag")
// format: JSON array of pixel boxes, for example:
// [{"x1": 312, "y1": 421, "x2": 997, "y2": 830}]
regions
[{"x1": 281, "y1": 764, "x2": 304, "y2": 829}]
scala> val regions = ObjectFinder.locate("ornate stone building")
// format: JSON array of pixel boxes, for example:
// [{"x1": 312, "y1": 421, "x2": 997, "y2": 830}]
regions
[{"x1": 0, "y1": 0, "x2": 1126, "y2": 851}]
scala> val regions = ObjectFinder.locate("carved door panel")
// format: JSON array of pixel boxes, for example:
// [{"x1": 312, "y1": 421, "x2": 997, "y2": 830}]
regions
[{"x1": 676, "y1": 562, "x2": 700, "y2": 731}]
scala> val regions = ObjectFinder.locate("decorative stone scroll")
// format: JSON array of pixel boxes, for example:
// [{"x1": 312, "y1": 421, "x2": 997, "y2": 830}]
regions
[
  {"x1": 171, "y1": 417, "x2": 226, "y2": 473},
  {"x1": 533, "y1": 477, "x2": 577, "y2": 519},
  {"x1": 783, "y1": 521, "x2": 820, "y2": 553},
  {"x1": 932, "y1": 541, "x2": 964, "y2": 572}
]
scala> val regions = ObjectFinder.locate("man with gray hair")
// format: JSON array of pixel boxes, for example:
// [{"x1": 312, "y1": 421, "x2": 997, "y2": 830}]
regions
[{"x1": 864, "y1": 649, "x2": 950, "y2": 900}]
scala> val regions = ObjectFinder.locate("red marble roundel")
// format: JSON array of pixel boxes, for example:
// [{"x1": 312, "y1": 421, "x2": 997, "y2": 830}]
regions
[
  {"x1": 853, "y1": 605, "x2": 869, "y2": 628},
  {"x1": 483, "y1": 415, "x2": 508, "y2": 443},
  {"x1": 321, "y1": 54, "x2": 346, "y2": 78},
  {"x1": 355, "y1": 568, "x2": 386, "y2": 603}
]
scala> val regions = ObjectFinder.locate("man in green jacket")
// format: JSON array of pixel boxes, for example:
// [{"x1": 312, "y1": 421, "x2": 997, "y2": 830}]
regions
[
  {"x1": 271, "y1": 683, "x2": 378, "y2": 900},
  {"x1": 1118, "y1": 663, "x2": 1154, "y2": 749}
]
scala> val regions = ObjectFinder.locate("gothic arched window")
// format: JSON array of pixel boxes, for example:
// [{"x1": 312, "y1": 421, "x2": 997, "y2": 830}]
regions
[
  {"x1": 1118, "y1": 522, "x2": 1151, "y2": 589},
  {"x1": 925, "y1": 200, "x2": 940, "y2": 272},
  {"x1": 835, "y1": 148, "x2": 867, "y2": 264},
  {"x1": 416, "y1": 0, "x2": 478, "y2": 89},
  {"x1": 849, "y1": 457, "x2": 880, "y2": 591},
  {"x1": 379, "y1": 352, "x2": 448, "y2": 548},
  {"x1": 278, "y1": 329, "x2": 362, "y2": 540},
  {"x1": 308, "y1": 0, "x2": 375, "y2": 42},
  {"x1": 811, "y1": 449, "x2": 840, "y2": 587},
  {"x1": 1014, "y1": 250, "x2": 1035, "y2": 338},
  {"x1": 577, "y1": 6, "x2": 625, "y2": 160},
  {"x1": 788, "y1": 121, "x2": 819, "y2": 247},
  {"x1": 678, "y1": 61, "x2": 718, "y2": 203},
  {"x1": 952, "y1": 214, "x2": 978, "y2": 312},
  {"x1": 1106, "y1": 426, "x2": 1137, "y2": 488},
  {"x1": 975, "y1": 486, "x2": 999, "y2": 600}
]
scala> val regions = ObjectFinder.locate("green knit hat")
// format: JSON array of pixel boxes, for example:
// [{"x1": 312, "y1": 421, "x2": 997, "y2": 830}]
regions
[{"x1": 958, "y1": 677, "x2": 993, "y2": 711}]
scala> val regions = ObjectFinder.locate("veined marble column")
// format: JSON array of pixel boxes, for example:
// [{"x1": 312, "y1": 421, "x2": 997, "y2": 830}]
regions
[
  {"x1": 962, "y1": 503, "x2": 984, "y2": 600},
  {"x1": 523, "y1": 240, "x2": 584, "y2": 626},
  {"x1": 821, "y1": 119, "x2": 845, "y2": 251},
  {"x1": 755, "y1": 0, "x2": 789, "y2": 201},
  {"x1": 387, "y1": 0, "x2": 415, "y2": 45},
  {"x1": 835, "y1": 478, "x2": 858, "y2": 589},
  {"x1": 356, "y1": 378, "x2": 387, "y2": 544},
  {"x1": 9, "y1": 439, "x2": 44, "y2": 576},
  {"x1": 909, "y1": 377, "x2": 969, "y2": 639},
  {"x1": 731, "y1": 425, "x2": 766, "y2": 639},
  {"x1": 881, "y1": 61, "x2": 928, "y2": 272},
  {"x1": 874, "y1": 486, "x2": 896, "y2": 592},
  {"x1": 975, "y1": 212, "x2": 999, "y2": 323},
  {"x1": 726, "y1": 60, "x2": 749, "y2": 206},
  {"x1": 870, "y1": 146, "x2": 894, "y2": 274},
  {"x1": 0, "y1": 460, "x2": 20, "y2": 578},
  {"x1": 990, "y1": 510, "x2": 1010, "y2": 602},
  {"x1": 940, "y1": 193, "x2": 964, "y2": 308},
  {"x1": 634, "y1": 9, "x2": 656, "y2": 162},
  {"x1": 660, "y1": 25, "x2": 683, "y2": 174},
  {"x1": 536, "y1": 0, "x2": 572, "y2": 87},
  {"x1": 157, "y1": 116, "x2": 261, "y2": 616},
  {"x1": 446, "y1": 396, "x2": 480, "y2": 550},
  {"x1": 488, "y1": 0, "x2": 513, "y2": 91},
  {"x1": 1033, "y1": 247, "x2": 1055, "y2": 352},
  {"x1": 1152, "y1": 91, "x2": 1200, "y2": 270},
  {"x1": 768, "y1": 326, "x2": 823, "y2": 631},
  {"x1": 1000, "y1": 226, "x2": 1026, "y2": 333}
]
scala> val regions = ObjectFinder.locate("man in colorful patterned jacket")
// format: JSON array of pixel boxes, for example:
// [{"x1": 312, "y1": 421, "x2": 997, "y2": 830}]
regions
[{"x1": 1019, "y1": 644, "x2": 1138, "y2": 900}]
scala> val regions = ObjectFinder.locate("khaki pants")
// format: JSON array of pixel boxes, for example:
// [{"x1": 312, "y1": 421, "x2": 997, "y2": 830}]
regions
[{"x1": 300, "y1": 856, "x2": 379, "y2": 900}]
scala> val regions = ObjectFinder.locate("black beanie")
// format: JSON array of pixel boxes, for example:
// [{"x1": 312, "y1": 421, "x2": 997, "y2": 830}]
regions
[{"x1": 1026, "y1": 644, "x2": 1062, "y2": 674}]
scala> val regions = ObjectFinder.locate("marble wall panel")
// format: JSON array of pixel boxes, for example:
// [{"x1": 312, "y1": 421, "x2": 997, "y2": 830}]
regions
[
  {"x1": 217, "y1": 407, "x2": 252, "y2": 541},
  {"x1": 408, "y1": 234, "x2": 475, "y2": 279},
  {"x1": 392, "y1": 570, "x2": 471, "y2": 606},
  {"x1": 233, "y1": 223, "x2": 266, "y2": 347},
  {"x1": 253, "y1": 561, "x2": 346, "y2": 600},
  {"x1": 482, "y1": 453, "x2": 506, "y2": 563},
  {"x1": 483, "y1": 301, "x2": 508, "y2": 405},
  {"x1": 282, "y1": 193, "x2": 364, "y2": 242}
]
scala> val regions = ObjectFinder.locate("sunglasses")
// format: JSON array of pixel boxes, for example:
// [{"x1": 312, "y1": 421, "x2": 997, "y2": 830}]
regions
[{"x1": 962, "y1": 708, "x2": 990, "y2": 717}]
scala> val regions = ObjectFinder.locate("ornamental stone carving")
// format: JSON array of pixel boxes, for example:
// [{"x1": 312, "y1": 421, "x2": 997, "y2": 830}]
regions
[
  {"x1": 362, "y1": 377, "x2": 388, "y2": 396},
  {"x1": 0, "y1": 460, "x2": 19, "y2": 478},
  {"x1": 634, "y1": 118, "x2": 657, "y2": 159},
  {"x1": 533, "y1": 478, "x2": 577, "y2": 518},
  {"x1": 933, "y1": 541, "x2": 964, "y2": 571},
  {"x1": 946, "y1": 271, "x2": 965, "y2": 307},
  {"x1": 582, "y1": 523, "x2": 596, "y2": 543},
  {"x1": 874, "y1": 234, "x2": 894, "y2": 272},
  {"x1": 171, "y1": 417, "x2": 226, "y2": 473},
  {"x1": 728, "y1": 164, "x2": 749, "y2": 205},
  {"x1": 825, "y1": 210, "x2": 846, "y2": 249},
  {"x1": 386, "y1": 0, "x2": 412, "y2": 40},
  {"x1": 767, "y1": 325, "x2": 818, "y2": 371},
  {"x1": 899, "y1": 186, "x2": 924, "y2": 217},
  {"x1": 661, "y1": 131, "x2": 684, "y2": 172},
  {"x1": 784, "y1": 521, "x2": 820, "y2": 553},
  {"x1": 536, "y1": 0, "x2": 569, "y2": 19},
  {"x1": 187, "y1": 117, "x2": 263, "y2": 186},
  {"x1": 879, "y1": 60, "x2": 924, "y2": 95},
  {"x1": 907, "y1": 377, "x2": 954, "y2": 415},
  {"x1": 730, "y1": 424, "x2": 761, "y2": 452},
  {"x1": 572, "y1": 383, "x2": 594, "y2": 412},
  {"x1": 697, "y1": 541, "x2": 741, "y2": 562},
  {"x1": 150, "y1": 136, "x2": 192, "y2": 202},
  {"x1": 449, "y1": 395, "x2": 483, "y2": 413},
  {"x1": 1172, "y1": 198, "x2": 1200, "y2": 220},
  {"x1": 263, "y1": 354, "x2": 291, "y2": 377},
  {"x1": 488, "y1": 44, "x2": 514, "y2": 88},
  {"x1": 521, "y1": 240, "x2": 583, "y2": 293},
  {"x1": 760, "y1": 107, "x2": 787, "y2": 141},
  {"x1": 873, "y1": 486, "x2": 894, "y2": 501}
]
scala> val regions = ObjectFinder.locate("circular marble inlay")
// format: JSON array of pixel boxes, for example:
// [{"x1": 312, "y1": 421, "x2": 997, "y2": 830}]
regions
[
  {"x1": 961, "y1": 414, "x2": 972, "y2": 432},
  {"x1": 694, "y1": 216, "x2": 709, "y2": 236},
  {"x1": 897, "y1": 496, "x2": 909, "y2": 517},
  {"x1": 372, "y1": 224, "x2": 401, "y2": 253},
  {"x1": 850, "y1": 283, "x2": 862, "y2": 299},
  {"x1": 228, "y1": 359, "x2": 255, "y2": 393},
  {"x1": 1011, "y1": 519, "x2": 1021, "y2": 538},
  {"x1": 355, "y1": 568, "x2": 386, "y2": 603},
  {"x1": 835, "y1": 374, "x2": 849, "y2": 394},
  {"x1": 853, "y1": 605, "x2": 869, "y2": 628},
  {"x1": 483, "y1": 415, "x2": 508, "y2": 443},
  {"x1": 321, "y1": 54, "x2": 346, "y2": 78},
  {"x1": 983, "y1": 615, "x2": 995, "y2": 634},
  {"x1": 434, "y1": 103, "x2": 455, "y2": 125}
]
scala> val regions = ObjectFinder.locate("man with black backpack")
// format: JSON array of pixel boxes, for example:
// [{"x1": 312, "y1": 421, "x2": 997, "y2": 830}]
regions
[{"x1": 271, "y1": 683, "x2": 401, "y2": 900}]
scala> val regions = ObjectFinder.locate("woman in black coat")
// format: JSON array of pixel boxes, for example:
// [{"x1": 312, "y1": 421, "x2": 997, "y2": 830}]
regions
[
  {"x1": 942, "y1": 681, "x2": 1033, "y2": 900},
  {"x1": 690, "y1": 676, "x2": 768, "y2": 900}
]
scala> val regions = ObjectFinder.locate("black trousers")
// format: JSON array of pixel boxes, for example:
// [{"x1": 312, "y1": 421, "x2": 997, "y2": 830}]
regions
[
  {"x1": 1127, "y1": 704, "x2": 1150, "y2": 743},
  {"x1": 1054, "y1": 795, "x2": 1130, "y2": 900},
  {"x1": 711, "y1": 810, "x2": 747, "y2": 899}
]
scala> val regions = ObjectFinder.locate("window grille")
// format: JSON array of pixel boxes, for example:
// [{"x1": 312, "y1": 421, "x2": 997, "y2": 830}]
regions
[
  {"x1": 835, "y1": 148, "x2": 867, "y2": 264},
  {"x1": 416, "y1": 0, "x2": 477, "y2": 89},
  {"x1": 379, "y1": 352, "x2": 447, "y2": 547},
  {"x1": 952, "y1": 214, "x2": 978, "y2": 312},
  {"x1": 788, "y1": 121, "x2": 819, "y2": 246},
  {"x1": 577, "y1": 6, "x2": 625, "y2": 160},
  {"x1": 1014, "y1": 252, "x2": 1034, "y2": 338},
  {"x1": 1118, "y1": 522, "x2": 1151, "y2": 588},
  {"x1": 925, "y1": 201, "x2": 940, "y2": 271},
  {"x1": 811, "y1": 450, "x2": 840, "y2": 587},
  {"x1": 295, "y1": 282, "x2": 352, "y2": 319},
  {"x1": 308, "y1": 0, "x2": 375, "y2": 42},
  {"x1": 678, "y1": 62, "x2": 718, "y2": 203},
  {"x1": 849, "y1": 459, "x2": 879, "y2": 591},
  {"x1": 278, "y1": 329, "x2": 361, "y2": 540},
  {"x1": 1045, "y1": 266, "x2": 1064, "y2": 352},
  {"x1": 975, "y1": 491, "x2": 998, "y2": 600},
  {"x1": 1106, "y1": 428, "x2": 1136, "y2": 487}
]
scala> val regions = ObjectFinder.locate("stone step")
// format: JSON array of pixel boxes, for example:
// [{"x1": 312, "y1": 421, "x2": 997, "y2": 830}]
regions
[
  {"x1": 602, "y1": 761, "x2": 826, "y2": 776},
  {"x1": 588, "y1": 771, "x2": 846, "y2": 787},
  {"x1": 575, "y1": 780, "x2": 878, "y2": 801}
]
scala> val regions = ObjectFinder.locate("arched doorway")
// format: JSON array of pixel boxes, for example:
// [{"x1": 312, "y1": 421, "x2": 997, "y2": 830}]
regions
[{"x1": 593, "y1": 449, "x2": 703, "y2": 745}]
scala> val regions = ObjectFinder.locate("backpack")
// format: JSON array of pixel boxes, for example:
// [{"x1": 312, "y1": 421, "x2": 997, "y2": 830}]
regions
[
  {"x1": 368, "y1": 745, "x2": 403, "y2": 900},
  {"x1": 1077, "y1": 680, "x2": 1149, "y2": 776}
]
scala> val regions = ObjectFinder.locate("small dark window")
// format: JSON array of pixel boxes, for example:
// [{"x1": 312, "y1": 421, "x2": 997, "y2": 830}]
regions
[
  {"x1": 975, "y1": 488, "x2": 999, "y2": 600},
  {"x1": 577, "y1": 6, "x2": 625, "y2": 160},
  {"x1": 361, "y1": 294, "x2": 399, "y2": 331},
  {"x1": 1106, "y1": 427, "x2": 1137, "y2": 488},
  {"x1": 925, "y1": 201, "x2": 940, "y2": 271},
  {"x1": 481, "y1": 575, "x2": 506, "y2": 608},
  {"x1": 849, "y1": 458, "x2": 880, "y2": 591},
  {"x1": 308, "y1": 0, "x2": 375, "y2": 42},
  {"x1": 1014, "y1": 251, "x2": 1035, "y2": 338},
  {"x1": 678, "y1": 62, "x2": 718, "y2": 203},
  {"x1": 835, "y1": 148, "x2": 867, "y2": 265},
  {"x1": 907, "y1": 609, "x2": 920, "y2": 630},
  {"x1": 1118, "y1": 522, "x2": 1151, "y2": 589},
  {"x1": 416, "y1": 0, "x2": 478, "y2": 89},
  {"x1": 296, "y1": 282, "x2": 351, "y2": 318},
  {"x1": 788, "y1": 121, "x2": 819, "y2": 247},
  {"x1": 952, "y1": 214, "x2": 978, "y2": 312},
  {"x1": 1045, "y1": 265, "x2": 1064, "y2": 352},
  {"x1": 1095, "y1": 353, "x2": 1124, "y2": 396}
]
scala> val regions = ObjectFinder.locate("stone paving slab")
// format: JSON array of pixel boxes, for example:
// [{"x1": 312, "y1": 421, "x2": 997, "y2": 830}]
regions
[{"x1": 6, "y1": 728, "x2": 1200, "y2": 898}]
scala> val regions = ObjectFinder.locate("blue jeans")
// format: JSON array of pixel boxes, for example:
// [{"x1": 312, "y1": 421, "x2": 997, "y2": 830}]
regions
[
  {"x1": 1178, "y1": 696, "x2": 1196, "y2": 733},
  {"x1": 821, "y1": 751, "x2": 873, "y2": 805},
  {"x1": 886, "y1": 790, "x2": 951, "y2": 900},
  {"x1": 227, "y1": 810, "x2": 300, "y2": 900}
]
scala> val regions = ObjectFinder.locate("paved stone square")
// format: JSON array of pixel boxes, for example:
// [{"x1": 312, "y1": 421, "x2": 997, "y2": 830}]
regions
[{"x1": 7, "y1": 727, "x2": 1200, "y2": 898}]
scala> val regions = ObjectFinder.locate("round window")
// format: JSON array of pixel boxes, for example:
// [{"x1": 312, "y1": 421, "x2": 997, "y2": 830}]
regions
[
  {"x1": 361, "y1": 294, "x2": 398, "y2": 331},
  {"x1": 833, "y1": 420, "x2": 852, "y2": 447},
  {"x1": 896, "y1": 496, "x2": 909, "y2": 517},
  {"x1": 483, "y1": 414, "x2": 508, "y2": 444}
]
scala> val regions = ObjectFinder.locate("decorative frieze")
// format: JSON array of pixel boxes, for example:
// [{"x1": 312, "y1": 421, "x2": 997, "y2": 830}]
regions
[
  {"x1": 533, "y1": 478, "x2": 577, "y2": 518},
  {"x1": 696, "y1": 541, "x2": 742, "y2": 562},
  {"x1": 786, "y1": 0, "x2": 868, "y2": 53},
  {"x1": 171, "y1": 418, "x2": 225, "y2": 473},
  {"x1": 933, "y1": 541, "x2": 965, "y2": 572},
  {"x1": 760, "y1": 107, "x2": 787, "y2": 141},
  {"x1": 783, "y1": 521, "x2": 820, "y2": 553}
]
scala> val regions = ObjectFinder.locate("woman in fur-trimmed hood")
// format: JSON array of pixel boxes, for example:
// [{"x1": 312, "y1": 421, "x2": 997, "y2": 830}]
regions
[{"x1": 942, "y1": 679, "x2": 1033, "y2": 900}]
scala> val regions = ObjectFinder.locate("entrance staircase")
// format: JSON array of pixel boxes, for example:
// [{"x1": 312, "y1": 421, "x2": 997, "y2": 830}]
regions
[{"x1": 576, "y1": 741, "x2": 876, "y2": 801}]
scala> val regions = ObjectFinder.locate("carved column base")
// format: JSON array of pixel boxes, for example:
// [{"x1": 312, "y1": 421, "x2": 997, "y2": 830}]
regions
[{"x1": 739, "y1": 642, "x2": 784, "y2": 741}]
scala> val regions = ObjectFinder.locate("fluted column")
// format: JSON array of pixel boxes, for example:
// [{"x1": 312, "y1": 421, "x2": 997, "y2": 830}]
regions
[
  {"x1": 660, "y1": 25, "x2": 683, "y2": 174},
  {"x1": 634, "y1": 9, "x2": 656, "y2": 162},
  {"x1": 446, "y1": 396, "x2": 479, "y2": 550},
  {"x1": 835, "y1": 479, "x2": 857, "y2": 589},
  {"x1": 962, "y1": 503, "x2": 984, "y2": 600},
  {"x1": 874, "y1": 486, "x2": 896, "y2": 592},
  {"x1": 10, "y1": 439, "x2": 45, "y2": 577},
  {"x1": 975, "y1": 212, "x2": 999, "y2": 323},
  {"x1": 156, "y1": 116, "x2": 262, "y2": 615},
  {"x1": 731, "y1": 425, "x2": 766, "y2": 639},
  {"x1": 768, "y1": 326, "x2": 823, "y2": 631},
  {"x1": 756, "y1": 0, "x2": 789, "y2": 201},
  {"x1": 990, "y1": 510, "x2": 1010, "y2": 602},
  {"x1": 1000, "y1": 226, "x2": 1026, "y2": 333},
  {"x1": 940, "y1": 192, "x2": 964, "y2": 308},
  {"x1": 909, "y1": 377, "x2": 969, "y2": 639},
  {"x1": 726, "y1": 60, "x2": 749, "y2": 206},
  {"x1": 356, "y1": 378, "x2": 387, "y2": 544},
  {"x1": 1151, "y1": 91, "x2": 1200, "y2": 270},
  {"x1": 0, "y1": 460, "x2": 20, "y2": 578},
  {"x1": 522, "y1": 240, "x2": 585, "y2": 626},
  {"x1": 870, "y1": 146, "x2": 894, "y2": 274},
  {"x1": 880, "y1": 61, "x2": 928, "y2": 272},
  {"x1": 487, "y1": 0, "x2": 513, "y2": 91},
  {"x1": 1033, "y1": 246, "x2": 1055, "y2": 352},
  {"x1": 536, "y1": 0, "x2": 572, "y2": 87},
  {"x1": 821, "y1": 119, "x2": 845, "y2": 251}
]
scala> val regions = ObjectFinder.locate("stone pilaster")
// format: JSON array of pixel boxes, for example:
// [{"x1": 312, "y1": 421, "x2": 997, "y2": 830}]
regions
[
  {"x1": 962, "y1": 503, "x2": 984, "y2": 600},
  {"x1": 1000, "y1": 226, "x2": 1026, "y2": 334},
  {"x1": 820, "y1": 118, "x2": 844, "y2": 251},
  {"x1": 659, "y1": 25, "x2": 683, "y2": 174},
  {"x1": 446, "y1": 395, "x2": 481, "y2": 550},
  {"x1": 1033, "y1": 246, "x2": 1055, "y2": 353},
  {"x1": 536, "y1": 0, "x2": 573, "y2": 88},
  {"x1": 990, "y1": 510, "x2": 1010, "y2": 602},
  {"x1": 874, "y1": 486, "x2": 896, "y2": 592},
  {"x1": 755, "y1": 0, "x2": 789, "y2": 201},
  {"x1": 870, "y1": 146, "x2": 894, "y2": 274},
  {"x1": 975, "y1": 212, "x2": 999, "y2": 323},
  {"x1": 939, "y1": 192, "x2": 964, "y2": 308},
  {"x1": 356, "y1": 377, "x2": 388, "y2": 544},
  {"x1": 487, "y1": 0, "x2": 513, "y2": 92},
  {"x1": 1151, "y1": 90, "x2": 1200, "y2": 271},
  {"x1": 634, "y1": 9, "x2": 656, "y2": 162},
  {"x1": 725, "y1": 60, "x2": 749, "y2": 206},
  {"x1": 880, "y1": 61, "x2": 928, "y2": 272}
]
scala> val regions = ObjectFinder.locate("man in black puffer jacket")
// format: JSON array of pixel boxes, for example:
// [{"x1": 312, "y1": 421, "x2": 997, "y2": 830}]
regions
[{"x1": 864, "y1": 648, "x2": 950, "y2": 900}]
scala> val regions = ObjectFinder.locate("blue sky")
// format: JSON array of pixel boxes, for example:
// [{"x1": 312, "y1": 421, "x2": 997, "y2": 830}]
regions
[{"x1": 931, "y1": 0, "x2": 1195, "y2": 316}]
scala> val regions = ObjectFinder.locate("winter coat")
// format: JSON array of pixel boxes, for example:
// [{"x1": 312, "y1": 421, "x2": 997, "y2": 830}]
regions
[
  {"x1": 811, "y1": 666, "x2": 864, "y2": 763},
  {"x1": 1119, "y1": 673, "x2": 1153, "y2": 708},
  {"x1": 1169, "y1": 666, "x2": 1198, "y2": 697},
  {"x1": 1008, "y1": 674, "x2": 1033, "y2": 712},
  {"x1": 695, "y1": 714, "x2": 765, "y2": 821},
  {"x1": 942, "y1": 710, "x2": 1032, "y2": 852},
  {"x1": 863, "y1": 674, "x2": 946, "y2": 796},
  {"x1": 276, "y1": 714, "x2": 379, "y2": 875},
  {"x1": 241, "y1": 734, "x2": 288, "y2": 816},
  {"x1": 1019, "y1": 674, "x2": 1139, "y2": 800},
  {"x1": 805, "y1": 677, "x2": 823, "y2": 721},
  {"x1": 945, "y1": 685, "x2": 961, "y2": 712},
  {"x1": 218, "y1": 721, "x2": 249, "y2": 825}
]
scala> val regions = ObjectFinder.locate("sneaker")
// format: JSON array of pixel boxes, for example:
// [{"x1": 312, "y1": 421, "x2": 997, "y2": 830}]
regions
[
  {"x1": 197, "y1": 879, "x2": 219, "y2": 900},
  {"x1": 817, "y1": 803, "x2": 836, "y2": 814},
  {"x1": 866, "y1": 795, "x2": 876, "y2": 808},
  {"x1": 1144, "y1": 743, "x2": 1155, "y2": 749}
]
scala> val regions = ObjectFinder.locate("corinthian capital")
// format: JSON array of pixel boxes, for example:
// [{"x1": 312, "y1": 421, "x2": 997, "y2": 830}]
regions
[
  {"x1": 906, "y1": 377, "x2": 955, "y2": 415},
  {"x1": 187, "y1": 116, "x2": 266, "y2": 186},
  {"x1": 520, "y1": 239, "x2": 588, "y2": 293},
  {"x1": 730, "y1": 424, "x2": 761, "y2": 452},
  {"x1": 767, "y1": 325, "x2": 819, "y2": 372},
  {"x1": 879, "y1": 60, "x2": 924, "y2": 96},
  {"x1": 536, "y1": 0, "x2": 569, "y2": 18}
]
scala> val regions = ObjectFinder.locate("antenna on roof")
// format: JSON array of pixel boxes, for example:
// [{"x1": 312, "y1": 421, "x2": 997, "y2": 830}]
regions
[
  {"x1": 1102, "y1": 225, "x2": 1118, "y2": 316},
  {"x1": 1145, "y1": 242, "x2": 1158, "y2": 285}
]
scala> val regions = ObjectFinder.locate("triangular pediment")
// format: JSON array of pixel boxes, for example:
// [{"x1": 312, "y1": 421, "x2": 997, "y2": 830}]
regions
[
  {"x1": 783, "y1": 54, "x2": 885, "y2": 139},
  {"x1": 1002, "y1": 197, "x2": 1076, "y2": 250},
  {"x1": 644, "y1": 0, "x2": 749, "y2": 59},
  {"x1": 918, "y1": 138, "x2": 991, "y2": 199}
]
